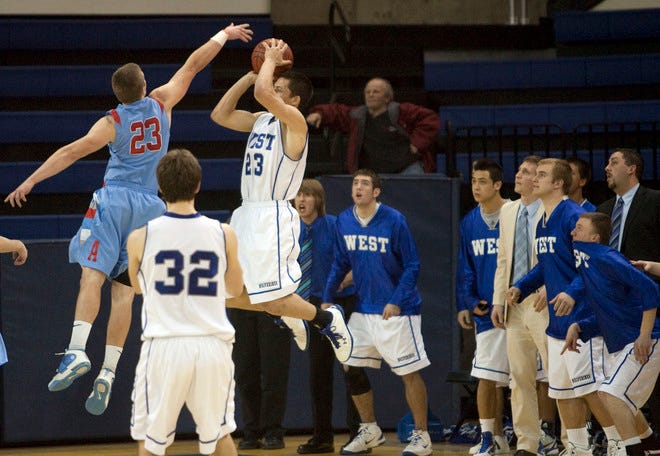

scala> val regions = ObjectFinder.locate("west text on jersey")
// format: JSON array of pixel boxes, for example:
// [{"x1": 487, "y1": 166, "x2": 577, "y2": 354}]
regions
[
  {"x1": 471, "y1": 237, "x2": 499, "y2": 256},
  {"x1": 343, "y1": 235, "x2": 389, "y2": 252},
  {"x1": 535, "y1": 236, "x2": 557, "y2": 254},
  {"x1": 573, "y1": 249, "x2": 591, "y2": 269}
]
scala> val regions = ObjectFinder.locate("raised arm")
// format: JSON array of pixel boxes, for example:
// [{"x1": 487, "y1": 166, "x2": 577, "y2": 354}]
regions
[
  {"x1": 4, "y1": 116, "x2": 115, "y2": 208},
  {"x1": 253, "y1": 39, "x2": 308, "y2": 160},
  {"x1": 210, "y1": 71, "x2": 261, "y2": 132},
  {"x1": 151, "y1": 22, "x2": 253, "y2": 115}
]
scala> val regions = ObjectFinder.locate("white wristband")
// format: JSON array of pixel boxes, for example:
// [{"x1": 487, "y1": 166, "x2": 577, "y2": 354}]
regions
[{"x1": 210, "y1": 30, "x2": 228, "y2": 46}]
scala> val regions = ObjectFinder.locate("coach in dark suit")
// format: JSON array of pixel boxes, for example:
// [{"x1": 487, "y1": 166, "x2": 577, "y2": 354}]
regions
[{"x1": 598, "y1": 148, "x2": 660, "y2": 444}]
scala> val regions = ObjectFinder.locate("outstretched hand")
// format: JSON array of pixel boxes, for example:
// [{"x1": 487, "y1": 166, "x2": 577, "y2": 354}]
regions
[
  {"x1": 223, "y1": 23, "x2": 253, "y2": 42},
  {"x1": 4, "y1": 180, "x2": 35, "y2": 208},
  {"x1": 263, "y1": 39, "x2": 292, "y2": 68}
]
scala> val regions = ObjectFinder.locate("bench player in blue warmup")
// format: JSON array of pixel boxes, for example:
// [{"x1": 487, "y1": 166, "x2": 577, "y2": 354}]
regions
[
  {"x1": 322, "y1": 169, "x2": 432, "y2": 456},
  {"x1": 457, "y1": 158, "x2": 510, "y2": 456},
  {"x1": 563, "y1": 212, "x2": 660, "y2": 456}
]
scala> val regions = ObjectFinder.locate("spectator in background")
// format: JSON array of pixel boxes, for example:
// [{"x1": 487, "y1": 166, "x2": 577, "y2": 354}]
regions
[
  {"x1": 506, "y1": 158, "x2": 617, "y2": 456},
  {"x1": 293, "y1": 179, "x2": 363, "y2": 454},
  {"x1": 491, "y1": 156, "x2": 555, "y2": 456},
  {"x1": 597, "y1": 148, "x2": 660, "y2": 450},
  {"x1": 306, "y1": 78, "x2": 439, "y2": 174},
  {"x1": 566, "y1": 157, "x2": 596, "y2": 211},
  {"x1": 456, "y1": 158, "x2": 510, "y2": 456},
  {"x1": 323, "y1": 169, "x2": 432, "y2": 456},
  {"x1": 563, "y1": 212, "x2": 660, "y2": 456},
  {"x1": 0, "y1": 235, "x2": 28, "y2": 367}
]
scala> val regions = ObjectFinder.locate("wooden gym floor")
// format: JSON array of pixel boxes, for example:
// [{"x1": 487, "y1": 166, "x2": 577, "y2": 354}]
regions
[{"x1": 0, "y1": 433, "x2": 473, "y2": 456}]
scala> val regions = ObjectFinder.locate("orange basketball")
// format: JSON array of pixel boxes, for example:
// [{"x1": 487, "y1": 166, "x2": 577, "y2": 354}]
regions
[{"x1": 251, "y1": 38, "x2": 294, "y2": 76}]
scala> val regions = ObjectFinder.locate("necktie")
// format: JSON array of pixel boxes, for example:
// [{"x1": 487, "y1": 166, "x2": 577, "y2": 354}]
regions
[
  {"x1": 511, "y1": 206, "x2": 529, "y2": 285},
  {"x1": 609, "y1": 197, "x2": 624, "y2": 250},
  {"x1": 296, "y1": 225, "x2": 313, "y2": 300}
]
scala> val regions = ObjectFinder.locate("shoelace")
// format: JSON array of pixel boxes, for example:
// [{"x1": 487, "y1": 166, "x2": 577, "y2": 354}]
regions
[
  {"x1": 352, "y1": 425, "x2": 372, "y2": 444},
  {"x1": 409, "y1": 432, "x2": 424, "y2": 446},
  {"x1": 605, "y1": 441, "x2": 620, "y2": 456},
  {"x1": 320, "y1": 324, "x2": 346, "y2": 349}
]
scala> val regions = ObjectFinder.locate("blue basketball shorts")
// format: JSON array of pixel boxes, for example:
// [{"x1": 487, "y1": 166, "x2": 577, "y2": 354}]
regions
[{"x1": 69, "y1": 184, "x2": 165, "y2": 279}]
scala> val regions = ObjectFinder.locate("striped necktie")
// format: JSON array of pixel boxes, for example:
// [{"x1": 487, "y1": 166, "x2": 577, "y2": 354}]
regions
[
  {"x1": 511, "y1": 206, "x2": 529, "y2": 285},
  {"x1": 296, "y1": 225, "x2": 313, "y2": 300},
  {"x1": 609, "y1": 197, "x2": 624, "y2": 250}
]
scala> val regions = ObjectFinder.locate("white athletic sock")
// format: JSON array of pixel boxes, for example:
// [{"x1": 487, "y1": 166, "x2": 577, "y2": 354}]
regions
[
  {"x1": 566, "y1": 427, "x2": 590, "y2": 449},
  {"x1": 639, "y1": 426, "x2": 653, "y2": 439},
  {"x1": 101, "y1": 345, "x2": 123, "y2": 372},
  {"x1": 623, "y1": 436, "x2": 642, "y2": 446},
  {"x1": 480, "y1": 418, "x2": 495, "y2": 434},
  {"x1": 68, "y1": 320, "x2": 92, "y2": 350},
  {"x1": 603, "y1": 425, "x2": 621, "y2": 442}
]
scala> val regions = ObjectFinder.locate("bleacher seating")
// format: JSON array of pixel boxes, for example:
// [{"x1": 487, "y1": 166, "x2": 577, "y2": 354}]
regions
[
  {"x1": 0, "y1": 159, "x2": 242, "y2": 194},
  {"x1": 0, "y1": 17, "x2": 272, "y2": 50},
  {"x1": 0, "y1": 64, "x2": 211, "y2": 98},
  {"x1": 0, "y1": 110, "x2": 248, "y2": 143},
  {"x1": 0, "y1": 210, "x2": 231, "y2": 240},
  {"x1": 439, "y1": 100, "x2": 660, "y2": 133},
  {"x1": 424, "y1": 53, "x2": 660, "y2": 91},
  {"x1": 553, "y1": 8, "x2": 660, "y2": 44},
  {"x1": 438, "y1": 148, "x2": 658, "y2": 183},
  {"x1": 0, "y1": 157, "x2": 239, "y2": 239}
]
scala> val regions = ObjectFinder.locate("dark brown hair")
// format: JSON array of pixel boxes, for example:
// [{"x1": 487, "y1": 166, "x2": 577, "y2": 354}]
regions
[{"x1": 157, "y1": 149, "x2": 202, "y2": 203}]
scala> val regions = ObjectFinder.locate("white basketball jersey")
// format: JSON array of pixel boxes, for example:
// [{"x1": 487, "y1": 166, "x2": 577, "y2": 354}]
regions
[
  {"x1": 240, "y1": 113, "x2": 308, "y2": 202},
  {"x1": 138, "y1": 213, "x2": 235, "y2": 340}
]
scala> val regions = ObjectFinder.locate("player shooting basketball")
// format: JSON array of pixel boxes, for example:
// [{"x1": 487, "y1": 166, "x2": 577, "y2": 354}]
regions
[{"x1": 210, "y1": 39, "x2": 355, "y2": 364}]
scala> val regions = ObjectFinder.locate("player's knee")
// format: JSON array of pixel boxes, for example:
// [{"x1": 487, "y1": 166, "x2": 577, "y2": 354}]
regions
[{"x1": 345, "y1": 366, "x2": 371, "y2": 396}]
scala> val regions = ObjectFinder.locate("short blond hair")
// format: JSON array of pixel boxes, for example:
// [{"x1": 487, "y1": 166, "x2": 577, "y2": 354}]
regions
[{"x1": 538, "y1": 158, "x2": 572, "y2": 195}]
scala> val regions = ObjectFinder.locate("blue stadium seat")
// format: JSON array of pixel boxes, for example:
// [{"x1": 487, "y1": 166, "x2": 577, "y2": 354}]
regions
[
  {"x1": 0, "y1": 17, "x2": 272, "y2": 50},
  {"x1": 554, "y1": 9, "x2": 660, "y2": 43},
  {"x1": 0, "y1": 110, "x2": 248, "y2": 143},
  {"x1": 0, "y1": 64, "x2": 211, "y2": 97},
  {"x1": 424, "y1": 54, "x2": 660, "y2": 91},
  {"x1": 0, "y1": 158, "x2": 242, "y2": 194},
  {"x1": 440, "y1": 100, "x2": 660, "y2": 133},
  {"x1": 0, "y1": 210, "x2": 231, "y2": 240}
]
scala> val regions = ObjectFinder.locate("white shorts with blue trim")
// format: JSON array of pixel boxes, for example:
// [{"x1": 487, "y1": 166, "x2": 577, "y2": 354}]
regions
[
  {"x1": 130, "y1": 336, "x2": 236, "y2": 456},
  {"x1": 69, "y1": 184, "x2": 165, "y2": 278},
  {"x1": 600, "y1": 339, "x2": 660, "y2": 412},
  {"x1": 471, "y1": 327, "x2": 510, "y2": 384},
  {"x1": 547, "y1": 335, "x2": 605, "y2": 400},
  {"x1": 230, "y1": 200, "x2": 301, "y2": 304},
  {"x1": 345, "y1": 312, "x2": 430, "y2": 376}
]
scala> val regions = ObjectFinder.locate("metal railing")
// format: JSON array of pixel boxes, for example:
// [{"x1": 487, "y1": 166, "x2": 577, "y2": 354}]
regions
[
  {"x1": 328, "y1": 0, "x2": 351, "y2": 101},
  {"x1": 444, "y1": 120, "x2": 660, "y2": 181}
]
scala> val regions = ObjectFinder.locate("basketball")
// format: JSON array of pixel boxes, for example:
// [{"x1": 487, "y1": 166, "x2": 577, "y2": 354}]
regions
[{"x1": 251, "y1": 38, "x2": 294, "y2": 76}]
